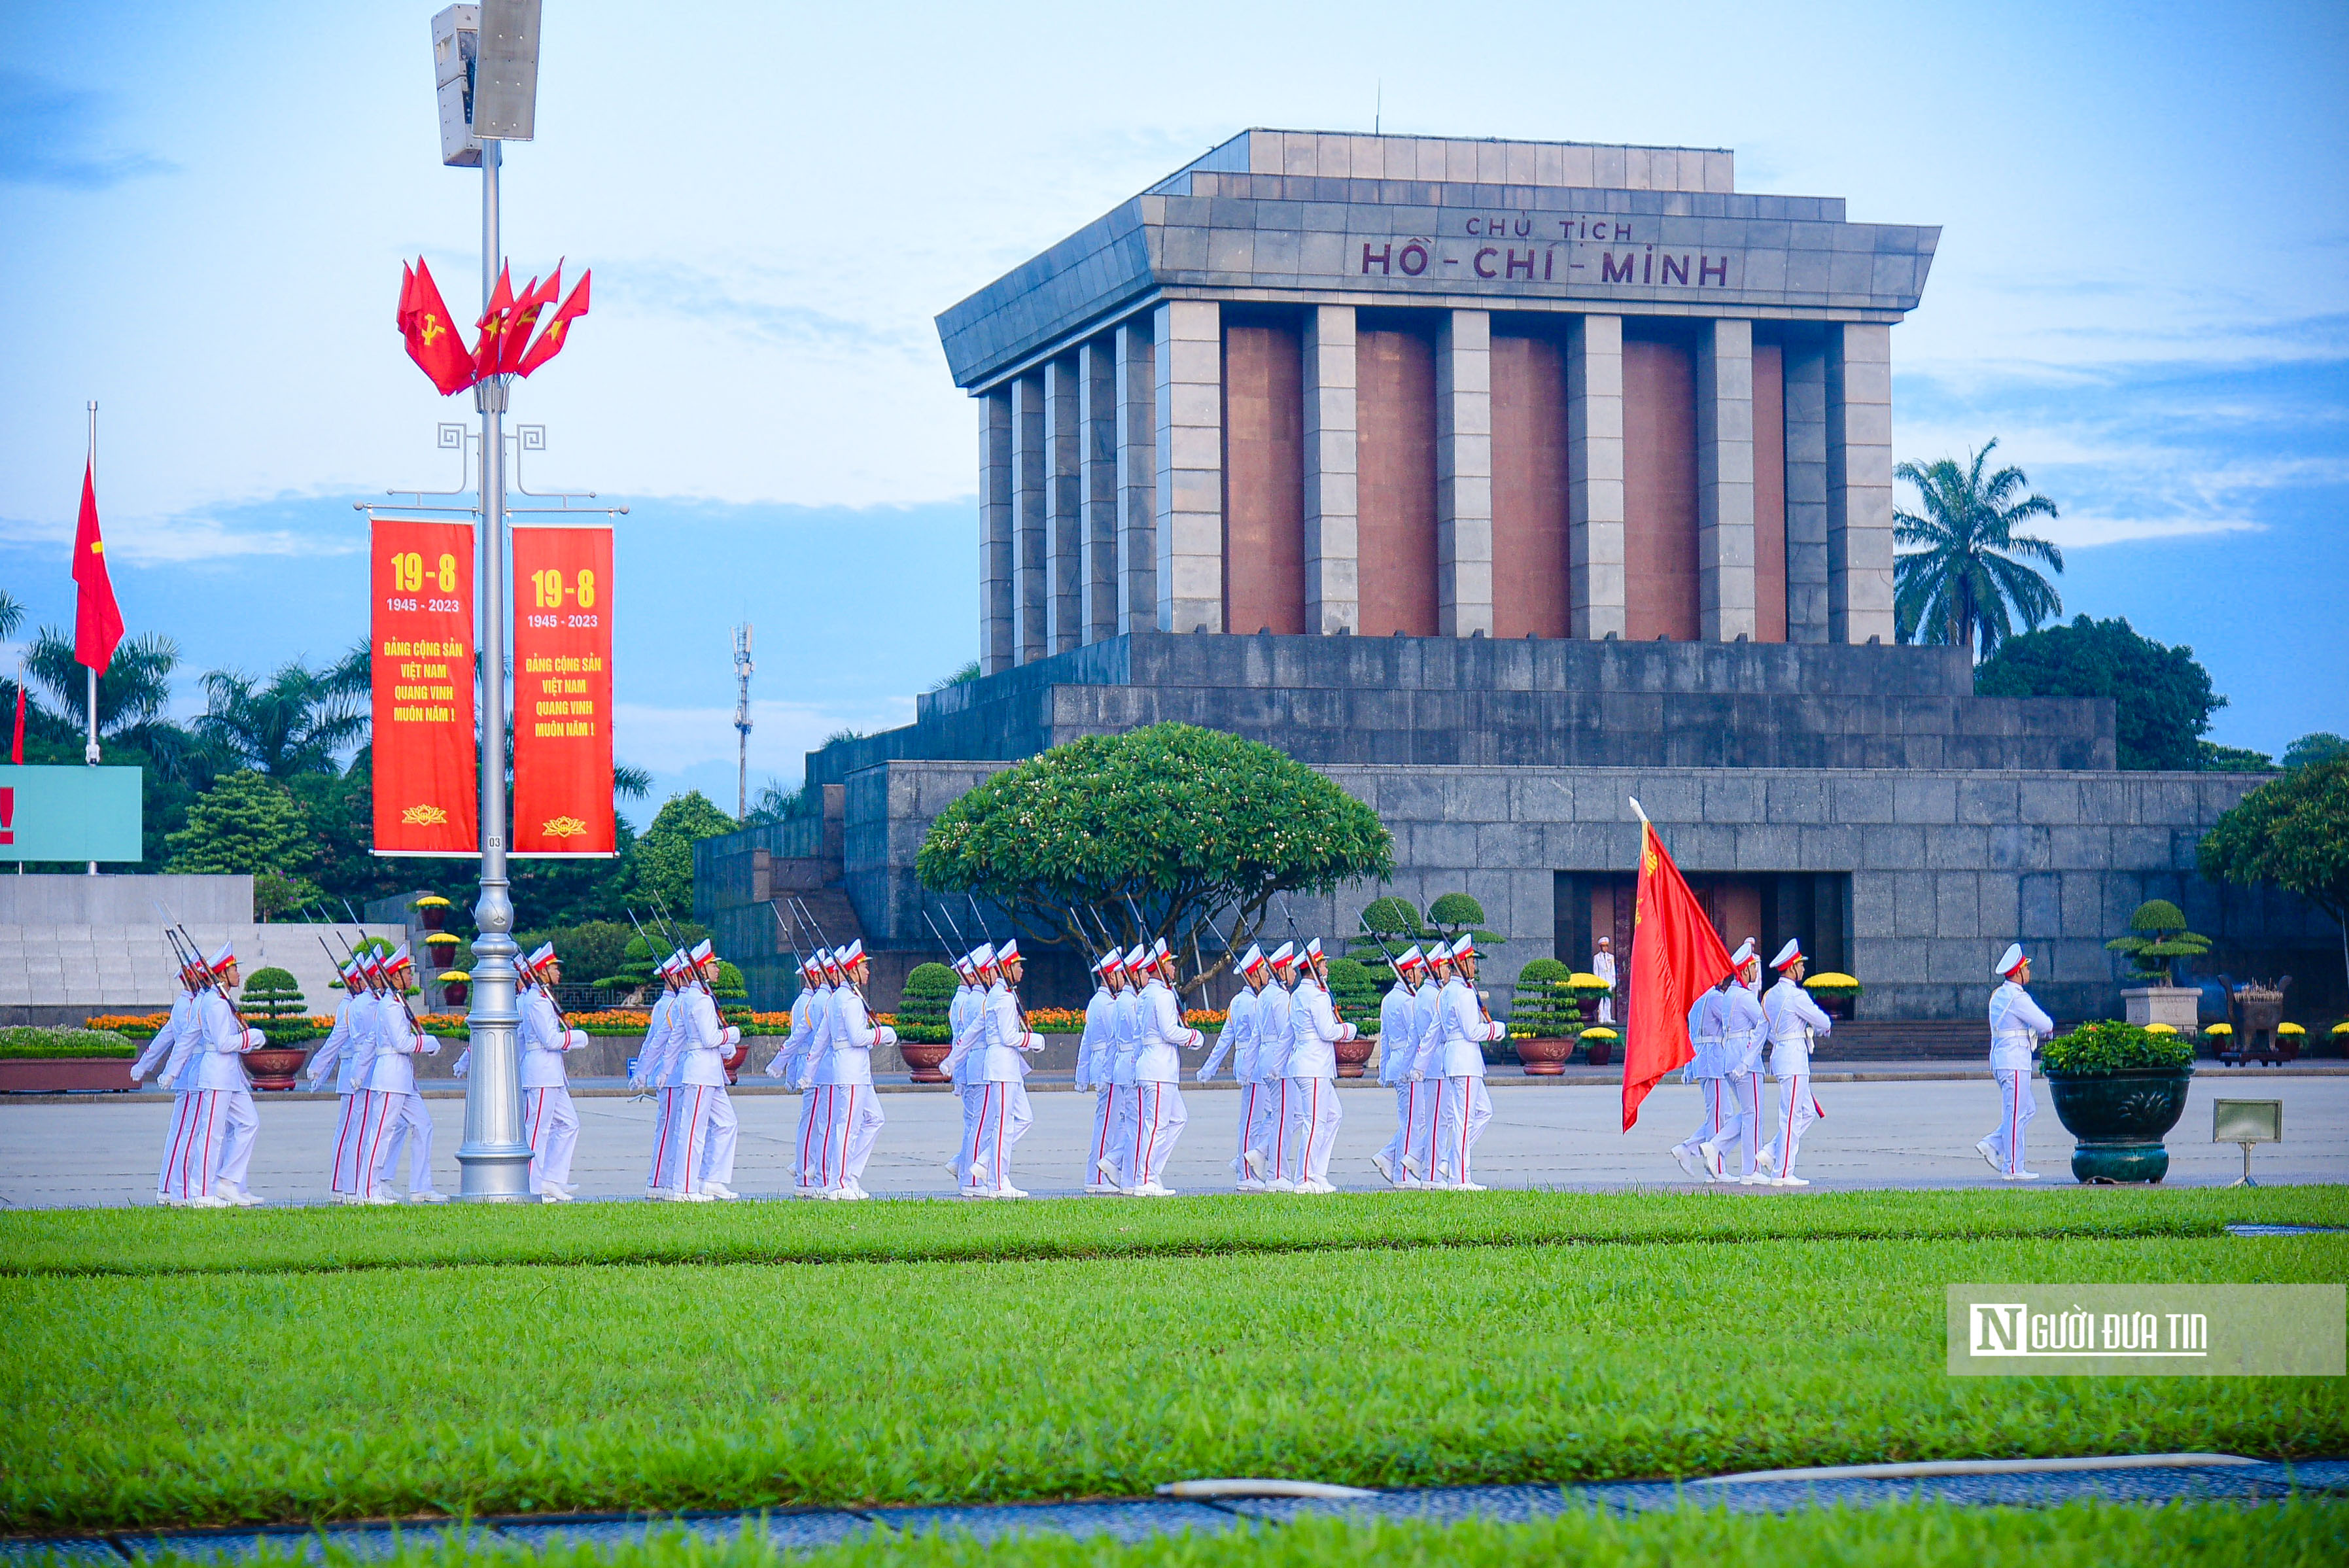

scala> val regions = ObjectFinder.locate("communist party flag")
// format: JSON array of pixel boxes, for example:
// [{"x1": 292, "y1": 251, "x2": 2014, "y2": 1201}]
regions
[
  {"x1": 73, "y1": 462, "x2": 124, "y2": 672},
  {"x1": 370, "y1": 517, "x2": 478, "y2": 855},
  {"x1": 511, "y1": 525, "x2": 616, "y2": 855},
  {"x1": 399, "y1": 258, "x2": 478, "y2": 395},
  {"x1": 1621, "y1": 803, "x2": 1735, "y2": 1131},
  {"x1": 514, "y1": 270, "x2": 590, "y2": 377}
]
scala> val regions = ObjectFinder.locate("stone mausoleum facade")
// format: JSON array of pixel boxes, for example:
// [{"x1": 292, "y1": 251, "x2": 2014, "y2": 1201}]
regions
[{"x1": 697, "y1": 131, "x2": 2332, "y2": 1032}]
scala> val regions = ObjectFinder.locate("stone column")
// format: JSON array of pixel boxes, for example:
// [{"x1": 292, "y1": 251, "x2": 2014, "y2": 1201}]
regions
[
  {"x1": 1781, "y1": 335, "x2": 1831, "y2": 643},
  {"x1": 1696, "y1": 318, "x2": 1757, "y2": 642},
  {"x1": 1566, "y1": 313, "x2": 1627, "y2": 640},
  {"x1": 1044, "y1": 355, "x2": 1084, "y2": 655},
  {"x1": 978, "y1": 390, "x2": 1013, "y2": 674},
  {"x1": 1115, "y1": 317, "x2": 1157, "y2": 633},
  {"x1": 1153, "y1": 299, "x2": 1223, "y2": 635},
  {"x1": 1301, "y1": 304, "x2": 1359, "y2": 635},
  {"x1": 1078, "y1": 335, "x2": 1120, "y2": 644},
  {"x1": 1435, "y1": 308, "x2": 1493, "y2": 638},
  {"x1": 1826, "y1": 322, "x2": 1896, "y2": 644},
  {"x1": 1010, "y1": 372, "x2": 1048, "y2": 665}
]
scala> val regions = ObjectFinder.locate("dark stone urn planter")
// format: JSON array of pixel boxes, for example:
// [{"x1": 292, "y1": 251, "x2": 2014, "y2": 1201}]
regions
[
  {"x1": 1514, "y1": 1037, "x2": 1575, "y2": 1076},
  {"x1": 1580, "y1": 1036, "x2": 1615, "y2": 1068},
  {"x1": 899, "y1": 1041, "x2": 950, "y2": 1083},
  {"x1": 241, "y1": 1047, "x2": 313, "y2": 1092},
  {"x1": 1335, "y1": 1036, "x2": 1375, "y2": 1079},
  {"x1": 2045, "y1": 1067, "x2": 2193, "y2": 1183}
]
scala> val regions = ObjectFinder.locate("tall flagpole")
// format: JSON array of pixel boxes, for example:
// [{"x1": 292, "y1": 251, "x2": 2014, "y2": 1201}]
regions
[{"x1": 85, "y1": 401, "x2": 99, "y2": 875}]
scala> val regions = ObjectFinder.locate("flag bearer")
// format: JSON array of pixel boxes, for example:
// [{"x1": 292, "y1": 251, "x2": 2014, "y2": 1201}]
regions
[
  {"x1": 1977, "y1": 944, "x2": 2052, "y2": 1182},
  {"x1": 1423, "y1": 935, "x2": 1504, "y2": 1189},
  {"x1": 1673, "y1": 938, "x2": 1759, "y2": 1182},
  {"x1": 131, "y1": 955, "x2": 202, "y2": 1206},
  {"x1": 182, "y1": 942, "x2": 270, "y2": 1207},
  {"x1": 1078, "y1": 949, "x2": 1127, "y2": 1193},
  {"x1": 1127, "y1": 939, "x2": 1204, "y2": 1194},
  {"x1": 362, "y1": 946, "x2": 444, "y2": 1202},
  {"x1": 944, "y1": 947, "x2": 993, "y2": 1195},
  {"x1": 636, "y1": 954, "x2": 687, "y2": 1198},
  {"x1": 304, "y1": 958, "x2": 373, "y2": 1202},
  {"x1": 816, "y1": 940, "x2": 893, "y2": 1199},
  {"x1": 1372, "y1": 946, "x2": 1426, "y2": 1187},
  {"x1": 972, "y1": 939, "x2": 1043, "y2": 1196},
  {"x1": 1756, "y1": 940, "x2": 1833, "y2": 1187},
  {"x1": 518, "y1": 943, "x2": 591, "y2": 1200},
  {"x1": 1199, "y1": 943, "x2": 1269, "y2": 1191},
  {"x1": 1283, "y1": 937, "x2": 1357, "y2": 1193},
  {"x1": 1242, "y1": 943, "x2": 1297, "y2": 1187},
  {"x1": 1096, "y1": 945, "x2": 1147, "y2": 1191},
  {"x1": 1699, "y1": 943, "x2": 1768, "y2": 1183},
  {"x1": 659, "y1": 939, "x2": 742, "y2": 1200}
]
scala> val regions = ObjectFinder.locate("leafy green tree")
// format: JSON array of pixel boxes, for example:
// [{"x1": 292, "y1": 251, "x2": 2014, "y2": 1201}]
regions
[
  {"x1": 1892, "y1": 440, "x2": 2063, "y2": 658},
  {"x1": 25, "y1": 627, "x2": 179, "y2": 736},
  {"x1": 1344, "y1": 895, "x2": 1426, "y2": 962},
  {"x1": 0, "y1": 589, "x2": 21, "y2": 639},
  {"x1": 1974, "y1": 614, "x2": 2224, "y2": 771},
  {"x1": 916, "y1": 722, "x2": 1395, "y2": 998},
  {"x1": 515, "y1": 920, "x2": 634, "y2": 989},
  {"x1": 2285, "y1": 733, "x2": 2349, "y2": 770},
  {"x1": 2103, "y1": 899, "x2": 2211, "y2": 984},
  {"x1": 629, "y1": 791, "x2": 739, "y2": 915},
  {"x1": 197, "y1": 659, "x2": 366, "y2": 778},
  {"x1": 2197, "y1": 759, "x2": 2349, "y2": 994},
  {"x1": 164, "y1": 770, "x2": 322, "y2": 915},
  {"x1": 2197, "y1": 742, "x2": 2274, "y2": 773}
]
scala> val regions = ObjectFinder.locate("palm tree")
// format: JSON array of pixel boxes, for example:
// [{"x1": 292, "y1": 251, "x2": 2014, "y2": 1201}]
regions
[
  {"x1": 25, "y1": 627, "x2": 178, "y2": 733},
  {"x1": 196, "y1": 659, "x2": 367, "y2": 777},
  {"x1": 0, "y1": 589, "x2": 24, "y2": 640},
  {"x1": 1893, "y1": 440, "x2": 2064, "y2": 659}
]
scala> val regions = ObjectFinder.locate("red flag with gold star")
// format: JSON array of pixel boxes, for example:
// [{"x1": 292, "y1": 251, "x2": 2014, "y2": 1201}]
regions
[
  {"x1": 1621, "y1": 805, "x2": 1735, "y2": 1131},
  {"x1": 514, "y1": 270, "x2": 590, "y2": 377},
  {"x1": 400, "y1": 258, "x2": 478, "y2": 395},
  {"x1": 472, "y1": 264, "x2": 516, "y2": 381},
  {"x1": 72, "y1": 461, "x2": 124, "y2": 672}
]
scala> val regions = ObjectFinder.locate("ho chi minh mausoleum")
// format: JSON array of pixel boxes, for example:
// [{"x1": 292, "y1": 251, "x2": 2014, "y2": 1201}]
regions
[{"x1": 697, "y1": 130, "x2": 2332, "y2": 1037}]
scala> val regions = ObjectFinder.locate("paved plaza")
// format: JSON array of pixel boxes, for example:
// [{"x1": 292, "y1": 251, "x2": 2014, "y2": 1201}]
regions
[{"x1": 4, "y1": 1073, "x2": 2340, "y2": 1208}]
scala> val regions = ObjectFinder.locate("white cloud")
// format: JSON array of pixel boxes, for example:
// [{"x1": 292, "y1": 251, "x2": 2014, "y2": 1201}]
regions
[{"x1": 2036, "y1": 514, "x2": 2265, "y2": 549}]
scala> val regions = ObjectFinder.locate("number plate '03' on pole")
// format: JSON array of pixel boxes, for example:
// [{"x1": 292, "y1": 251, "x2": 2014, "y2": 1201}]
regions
[
  {"x1": 371, "y1": 516, "x2": 480, "y2": 855},
  {"x1": 511, "y1": 523, "x2": 616, "y2": 856}
]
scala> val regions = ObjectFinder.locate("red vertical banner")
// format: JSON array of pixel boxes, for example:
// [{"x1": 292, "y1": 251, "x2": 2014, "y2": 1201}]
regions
[
  {"x1": 512, "y1": 525, "x2": 616, "y2": 855},
  {"x1": 370, "y1": 518, "x2": 479, "y2": 855}
]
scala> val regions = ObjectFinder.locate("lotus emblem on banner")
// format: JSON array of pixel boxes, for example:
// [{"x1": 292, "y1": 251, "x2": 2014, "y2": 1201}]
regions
[
  {"x1": 402, "y1": 803, "x2": 451, "y2": 827},
  {"x1": 541, "y1": 815, "x2": 588, "y2": 839}
]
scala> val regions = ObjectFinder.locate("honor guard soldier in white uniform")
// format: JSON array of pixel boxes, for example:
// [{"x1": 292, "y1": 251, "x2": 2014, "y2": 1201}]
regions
[
  {"x1": 1096, "y1": 946, "x2": 1148, "y2": 1191},
  {"x1": 1282, "y1": 937, "x2": 1357, "y2": 1193},
  {"x1": 971, "y1": 939, "x2": 1044, "y2": 1196},
  {"x1": 131, "y1": 954, "x2": 203, "y2": 1206},
  {"x1": 816, "y1": 940, "x2": 893, "y2": 1199},
  {"x1": 1401, "y1": 941, "x2": 1453, "y2": 1181},
  {"x1": 177, "y1": 942, "x2": 270, "y2": 1207},
  {"x1": 1756, "y1": 939, "x2": 1832, "y2": 1187},
  {"x1": 636, "y1": 953, "x2": 686, "y2": 1196},
  {"x1": 788, "y1": 951, "x2": 837, "y2": 1196},
  {"x1": 1421, "y1": 936, "x2": 1505, "y2": 1189},
  {"x1": 1199, "y1": 943, "x2": 1269, "y2": 1191},
  {"x1": 1698, "y1": 943, "x2": 1768, "y2": 1183},
  {"x1": 1674, "y1": 938, "x2": 1760, "y2": 1181},
  {"x1": 305, "y1": 957, "x2": 373, "y2": 1202},
  {"x1": 1977, "y1": 943, "x2": 2053, "y2": 1181},
  {"x1": 360, "y1": 946, "x2": 443, "y2": 1203},
  {"x1": 1242, "y1": 943, "x2": 1298, "y2": 1187},
  {"x1": 1372, "y1": 945, "x2": 1427, "y2": 1187},
  {"x1": 1592, "y1": 935, "x2": 1618, "y2": 1024},
  {"x1": 517, "y1": 943, "x2": 591, "y2": 1200},
  {"x1": 943, "y1": 947, "x2": 993, "y2": 1194},
  {"x1": 659, "y1": 939, "x2": 742, "y2": 1200},
  {"x1": 1126, "y1": 939, "x2": 1204, "y2": 1194},
  {"x1": 1078, "y1": 948, "x2": 1127, "y2": 1193}
]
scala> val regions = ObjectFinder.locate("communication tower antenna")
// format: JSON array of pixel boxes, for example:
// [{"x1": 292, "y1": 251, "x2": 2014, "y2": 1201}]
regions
[{"x1": 733, "y1": 622, "x2": 754, "y2": 819}]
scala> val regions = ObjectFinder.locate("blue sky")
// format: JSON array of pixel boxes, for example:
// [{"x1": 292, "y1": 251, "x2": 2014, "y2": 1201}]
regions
[{"x1": 3, "y1": 0, "x2": 2344, "y2": 809}]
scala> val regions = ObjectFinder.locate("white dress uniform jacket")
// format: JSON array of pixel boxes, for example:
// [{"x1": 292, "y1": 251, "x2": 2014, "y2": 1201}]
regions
[
  {"x1": 763, "y1": 986, "x2": 817, "y2": 1079},
  {"x1": 633, "y1": 990, "x2": 678, "y2": 1090},
  {"x1": 1762, "y1": 977, "x2": 1834, "y2": 1077},
  {"x1": 1135, "y1": 979, "x2": 1202, "y2": 1080},
  {"x1": 303, "y1": 996, "x2": 361, "y2": 1092},
  {"x1": 1286, "y1": 977, "x2": 1354, "y2": 1078},
  {"x1": 519, "y1": 986, "x2": 589, "y2": 1086},
  {"x1": 1254, "y1": 983, "x2": 1296, "y2": 1081},
  {"x1": 1108, "y1": 988, "x2": 1143, "y2": 1086},
  {"x1": 1075, "y1": 986, "x2": 1114, "y2": 1089},
  {"x1": 1406, "y1": 981, "x2": 1446, "y2": 1079},
  {"x1": 671, "y1": 988, "x2": 741, "y2": 1087},
  {"x1": 131, "y1": 990, "x2": 198, "y2": 1085},
  {"x1": 981, "y1": 980, "x2": 1039, "y2": 1081},
  {"x1": 1376, "y1": 983, "x2": 1418, "y2": 1086},
  {"x1": 194, "y1": 989, "x2": 266, "y2": 1090},
  {"x1": 831, "y1": 985, "x2": 894, "y2": 1084},
  {"x1": 1685, "y1": 988, "x2": 1728, "y2": 1080},
  {"x1": 1720, "y1": 983, "x2": 1767, "y2": 1074},
  {"x1": 1434, "y1": 976, "x2": 1503, "y2": 1078},
  {"x1": 1989, "y1": 981, "x2": 2053, "y2": 1070},
  {"x1": 1198, "y1": 983, "x2": 1257, "y2": 1081}
]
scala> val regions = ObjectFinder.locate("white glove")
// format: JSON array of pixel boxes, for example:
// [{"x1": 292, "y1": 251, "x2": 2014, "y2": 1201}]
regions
[
  {"x1": 722, "y1": 1024, "x2": 742, "y2": 1047},
  {"x1": 877, "y1": 1026, "x2": 899, "y2": 1048},
  {"x1": 1408, "y1": 1069, "x2": 1424, "y2": 1083}
]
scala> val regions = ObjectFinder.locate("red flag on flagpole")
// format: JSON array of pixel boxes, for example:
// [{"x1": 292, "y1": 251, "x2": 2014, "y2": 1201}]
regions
[
  {"x1": 472, "y1": 265, "x2": 516, "y2": 381},
  {"x1": 513, "y1": 269, "x2": 590, "y2": 377},
  {"x1": 496, "y1": 264, "x2": 563, "y2": 375},
  {"x1": 1621, "y1": 803, "x2": 1735, "y2": 1131},
  {"x1": 72, "y1": 461, "x2": 125, "y2": 673},
  {"x1": 9, "y1": 684, "x2": 23, "y2": 765}
]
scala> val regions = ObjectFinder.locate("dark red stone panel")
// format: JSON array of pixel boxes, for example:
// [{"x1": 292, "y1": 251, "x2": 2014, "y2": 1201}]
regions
[
  {"x1": 1356, "y1": 321, "x2": 1439, "y2": 637},
  {"x1": 1752, "y1": 340, "x2": 1788, "y2": 644},
  {"x1": 1491, "y1": 329, "x2": 1571, "y2": 639},
  {"x1": 1221, "y1": 317, "x2": 1306, "y2": 635},
  {"x1": 1622, "y1": 334, "x2": 1700, "y2": 643}
]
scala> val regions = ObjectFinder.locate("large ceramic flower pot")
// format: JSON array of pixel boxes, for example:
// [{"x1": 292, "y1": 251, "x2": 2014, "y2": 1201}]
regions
[
  {"x1": 415, "y1": 902, "x2": 449, "y2": 932},
  {"x1": 1582, "y1": 1037, "x2": 1614, "y2": 1068},
  {"x1": 1573, "y1": 995, "x2": 1602, "y2": 1024},
  {"x1": 2045, "y1": 1067, "x2": 2193, "y2": 1183},
  {"x1": 1514, "y1": 1037, "x2": 1575, "y2": 1076},
  {"x1": 722, "y1": 1041, "x2": 750, "y2": 1086},
  {"x1": 1335, "y1": 1035, "x2": 1375, "y2": 1079},
  {"x1": 899, "y1": 1041, "x2": 950, "y2": 1083},
  {"x1": 440, "y1": 979, "x2": 470, "y2": 1007},
  {"x1": 242, "y1": 1047, "x2": 311, "y2": 1092}
]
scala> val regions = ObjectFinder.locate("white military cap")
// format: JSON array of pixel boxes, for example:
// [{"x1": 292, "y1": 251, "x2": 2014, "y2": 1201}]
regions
[
  {"x1": 1268, "y1": 941, "x2": 1297, "y2": 969},
  {"x1": 1729, "y1": 937, "x2": 1756, "y2": 967},
  {"x1": 1450, "y1": 935, "x2": 1478, "y2": 962},
  {"x1": 995, "y1": 938, "x2": 1018, "y2": 964},
  {"x1": 1302, "y1": 937, "x2": 1324, "y2": 961},
  {"x1": 803, "y1": 952, "x2": 825, "y2": 981},
  {"x1": 838, "y1": 938, "x2": 863, "y2": 966},
  {"x1": 526, "y1": 941, "x2": 557, "y2": 973},
  {"x1": 1238, "y1": 943, "x2": 1267, "y2": 977},
  {"x1": 970, "y1": 943, "x2": 996, "y2": 969},
  {"x1": 1994, "y1": 943, "x2": 2027, "y2": 977},
  {"x1": 207, "y1": 940, "x2": 237, "y2": 973},
  {"x1": 689, "y1": 937, "x2": 715, "y2": 964},
  {"x1": 1398, "y1": 944, "x2": 1426, "y2": 973},
  {"x1": 386, "y1": 943, "x2": 414, "y2": 970},
  {"x1": 1771, "y1": 939, "x2": 1805, "y2": 971},
  {"x1": 1094, "y1": 949, "x2": 1120, "y2": 975},
  {"x1": 1125, "y1": 943, "x2": 1151, "y2": 971},
  {"x1": 1427, "y1": 939, "x2": 1452, "y2": 964},
  {"x1": 1149, "y1": 937, "x2": 1170, "y2": 962}
]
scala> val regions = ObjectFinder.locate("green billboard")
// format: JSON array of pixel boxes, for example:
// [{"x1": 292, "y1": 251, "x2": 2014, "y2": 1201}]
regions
[{"x1": 0, "y1": 765, "x2": 144, "y2": 863}]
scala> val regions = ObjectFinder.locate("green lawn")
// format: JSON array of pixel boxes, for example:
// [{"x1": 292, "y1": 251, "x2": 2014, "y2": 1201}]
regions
[
  {"x1": 3, "y1": 1193, "x2": 2340, "y2": 1531},
  {"x1": 79, "y1": 1503, "x2": 2349, "y2": 1568}
]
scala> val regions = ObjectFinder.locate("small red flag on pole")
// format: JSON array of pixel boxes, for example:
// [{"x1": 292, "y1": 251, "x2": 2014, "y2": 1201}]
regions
[
  {"x1": 72, "y1": 461, "x2": 124, "y2": 674},
  {"x1": 10, "y1": 684, "x2": 24, "y2": 765},
  {"x1": 514, "y1": 270, "x2": 590, "y2": 377},
  {"x1": 1621, "y1": 797, "x2": 1735, "y2": 1132}
]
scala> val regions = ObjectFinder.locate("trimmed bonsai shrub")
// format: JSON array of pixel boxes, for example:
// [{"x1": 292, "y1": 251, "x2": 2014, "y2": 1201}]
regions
[
  {"x1": 1323, "y1": 956, "x2": 1382, "y2": 1034},
  {"x1": 239, "y1": 967, "x2": 307, "y2": 1019},
  {"x1": 1427, "y1": 891, "x2": 1505, "y2": 947},
  {"x1": 2042, "y1": 1018, "x2": 2195, "y2": 1073},
  {"x1": 2104, "y1": 899, "x2": 2211, "y2": 984},
  {"x1": 896, "y1": 961, "x2": 956, "y2": 1044},
  {"x1": 1508, "y1": 958, "x2": 1575, "y2": 1038}
]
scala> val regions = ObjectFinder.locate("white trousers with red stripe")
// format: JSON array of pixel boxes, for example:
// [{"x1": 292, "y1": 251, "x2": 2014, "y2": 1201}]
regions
[
  {"x1": 1246, "y1": 1076, "x2": 1287, "y2": 1179},
  {"x1": 1378, "y1": 1080, "x2": 1418, "y2": 1176},
  {"x1": 1230, "y1": 1080, "x2": 1265, "y2": 1184},
  {"x1": 968, "y1": 1078, "x2": 1032, "y2": 1190},
  {"x1": 1283, "y1": 1075, "x2": 1342, "y2": 1185},
  {"x1": 366, "y1": 1090, "x2": 434, "y2": 1196},
  {"x1": 657, "y1": 1083, "x2": 737, "y2": 1193},
  {"x1": 958, "y1": 1081, "x2": 992, "y2": 1188},
  {"x1": 1675, "y1": 1078, "x2": 1735, "y2": 1174},
  {"x1": 1130, "y1": 1079, "x2": 1187, "y2": 1188},
  {"x1": 1709, "y1": 1071, "x2": 1761, "y2": 1179},
  {"x1": 1983, "y1": 1068, "x2": 2036, "y2": 1176},
  {"x1": 523, "y1": 1085, "x2": 580, "y2": 1191},
  {"x1": 1429, "y1": 1075, "x2": 1492, "y2": 1185},
  {"x1": 814, "y1": 1083, "x2": 884, "y2": 1190},
  {"x1": 157, "y1": 1090, "x2": 195, "y2": 1198},
  {"x1": 328, "y1": 1090, "x2": 368, "y2": 1195},
  {"x1": 647, "y1": 1087, "x2": 680, "y2": 1193},
  {"x1": 793, "y1": 1086, "x2": 824, "y2": 1189},
  {"x1": 1757, "y1": 1075, "x2": 1817, "y2": 1179},
  {"x1": 1088, "y1": 1084, "x2": 1123, "y2": 1186},
  {"x1": 164, "y1": 1088, "x2": 251, "y2": 1200}
]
